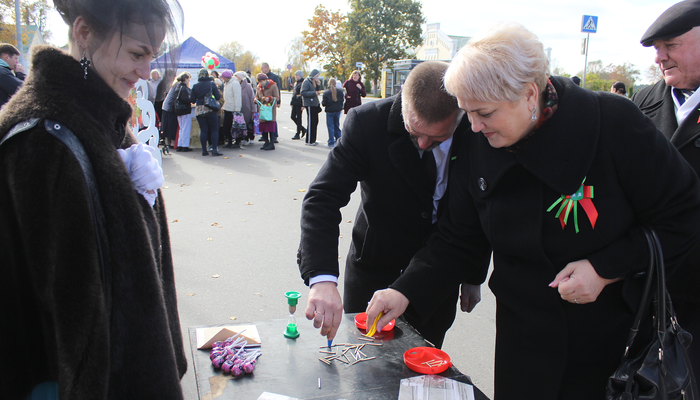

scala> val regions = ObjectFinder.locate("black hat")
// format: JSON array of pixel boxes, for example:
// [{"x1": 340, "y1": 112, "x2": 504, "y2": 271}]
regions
[{"x1": 641, "y1": 0, "x2": 700, "y2": 47}]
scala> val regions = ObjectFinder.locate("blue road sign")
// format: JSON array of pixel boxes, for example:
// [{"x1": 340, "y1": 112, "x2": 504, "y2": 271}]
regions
[{"x1": 582, "y1": 15, "x2": 598, "y2": 33}]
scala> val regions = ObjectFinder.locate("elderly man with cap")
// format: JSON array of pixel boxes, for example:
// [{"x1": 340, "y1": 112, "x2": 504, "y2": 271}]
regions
[
  {"x1": 632, "y1": 0, "x2": 700, "y2": 381},
  {"x1": 290, "y1": 70, "x2": 307, "y2": 140},
  {"x1": 297, "y1": 61, "x2": 481, "y2": 349}
]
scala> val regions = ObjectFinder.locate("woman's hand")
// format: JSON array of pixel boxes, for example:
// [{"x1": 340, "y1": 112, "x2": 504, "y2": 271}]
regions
[
  {"x1": 549, "y1": 259, "x2": 622, "y2": 304},
  {"x1": 366, "y1": 288, "x2": 409, "y2": 332},
  {"x1": 356, "y1": 83, "x2": 362, "y2": 89}
]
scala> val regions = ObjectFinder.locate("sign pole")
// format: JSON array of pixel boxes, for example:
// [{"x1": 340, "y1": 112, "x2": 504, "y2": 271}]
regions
[
  {"x1": 582, "y1": 33, "x2": 590, "y2": 88},
  {"x1": 580, "y1": 15, "x2": 598, "y2": 89}
]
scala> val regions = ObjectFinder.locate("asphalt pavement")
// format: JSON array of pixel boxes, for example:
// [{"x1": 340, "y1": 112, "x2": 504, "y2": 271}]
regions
[{"x1": 163, "y1": 91, "x2": 496, "y2": 399}]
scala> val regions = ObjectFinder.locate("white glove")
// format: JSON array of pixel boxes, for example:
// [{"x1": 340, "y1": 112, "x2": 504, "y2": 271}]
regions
[{"x1": 117, "y1": 143, "x2": 163, "y2": 207}]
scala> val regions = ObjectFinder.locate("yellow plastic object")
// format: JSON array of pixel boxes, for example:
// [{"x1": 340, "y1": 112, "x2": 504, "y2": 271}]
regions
[{"x1": 365, "y1": 311, "x2": 384, "y2": 337}]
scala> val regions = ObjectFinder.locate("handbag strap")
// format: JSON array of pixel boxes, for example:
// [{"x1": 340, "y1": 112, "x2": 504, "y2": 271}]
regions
[
  {"x1": 619, "y1": 227, "x2": 657, "y2": 359},
  {"x1": 1, "y1": 118, "x2": 112, "y2": 315}
]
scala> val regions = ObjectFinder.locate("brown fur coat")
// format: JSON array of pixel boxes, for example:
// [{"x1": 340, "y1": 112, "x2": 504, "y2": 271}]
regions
[{"x1": 0, "y1": 46, "x2": 187, "y2": 399}]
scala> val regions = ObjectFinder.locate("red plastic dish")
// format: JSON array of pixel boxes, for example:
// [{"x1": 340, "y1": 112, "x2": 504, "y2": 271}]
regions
[
  {"x1": 403, "y1": 347, "x2": 452, "y2": 374},
  {"x1": 354, "y1": 312, "x2": 395, "y2": 332}
]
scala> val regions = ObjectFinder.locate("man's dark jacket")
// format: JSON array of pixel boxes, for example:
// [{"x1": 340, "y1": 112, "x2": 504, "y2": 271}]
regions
[
  {"x1": 632, "y1": 80, "x2": 700, "y2": 303},
  {"x1": 298, "y1": 94, "x2": 478, "y2": 347},
  {"x1": 0, "y1": 64, "x2": 25, "y2": 106}
]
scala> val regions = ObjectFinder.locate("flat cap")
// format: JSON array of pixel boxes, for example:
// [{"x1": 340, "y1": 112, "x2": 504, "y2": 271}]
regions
[{"x1": 641, "y1": 0, "x2": 700, "y2": 47}]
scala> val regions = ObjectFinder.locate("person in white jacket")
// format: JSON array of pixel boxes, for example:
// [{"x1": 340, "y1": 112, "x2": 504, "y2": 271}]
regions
[{"x1": 221, "y1": 70, "x2": 243, "y2": 148}]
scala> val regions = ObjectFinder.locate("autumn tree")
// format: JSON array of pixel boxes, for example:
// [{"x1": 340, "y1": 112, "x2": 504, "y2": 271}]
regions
[
  {"x1": 217, "y1": 41, "x2": 243, "y2": 64},
  {"x1": 302, "y1": 5, "x2": 349, "y2": 80},
  {"x1": 346, "y1": 0, "x2": 425, "y2": 94},
  {"x1": 645, "y1": 64, "x2": 663, "y2": 84},
  {"x1": 286, "y1": 36, "x2": 309, "y2": 73},
  {"x1": 0, "y1": 0, "x2": 51, "y2": 45},
  {"x1": 236, "y1": 50, "x2": 259, "y2": 74}
]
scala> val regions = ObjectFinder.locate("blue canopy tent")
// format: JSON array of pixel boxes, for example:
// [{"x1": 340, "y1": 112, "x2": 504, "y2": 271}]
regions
[{"x1": 151, "y1": 36, "x2": 235, "y2": 72}]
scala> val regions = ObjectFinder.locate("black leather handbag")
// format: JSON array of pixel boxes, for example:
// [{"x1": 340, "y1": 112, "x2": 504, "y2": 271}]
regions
[
  {"x1": 204, "y1": 82, "x2": 221, "y2": 111},
  {"x1": 174, "y1": 85, "x2": 191, "y2": 116},
  {"x1": 606, "y1": 227, "x2": 698, "y2": 400}
]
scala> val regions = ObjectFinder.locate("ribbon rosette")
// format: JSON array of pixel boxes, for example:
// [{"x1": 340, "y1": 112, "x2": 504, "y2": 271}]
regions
[{"x1": 547, "y1": 178, "x2": 598, "y2": 233}]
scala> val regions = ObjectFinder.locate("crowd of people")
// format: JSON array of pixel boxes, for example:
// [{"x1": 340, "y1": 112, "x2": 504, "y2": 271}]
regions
[
  {"x1": 3, "y1": 0, "x2": 700, "y2": 398},
  {"x1": 145, "y1": 64, "x2": 368, "y2": 152}
]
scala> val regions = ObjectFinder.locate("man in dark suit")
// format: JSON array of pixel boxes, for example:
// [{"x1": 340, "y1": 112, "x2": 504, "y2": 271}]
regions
[
  {"x1": 297, "y1": 61, "x2": 481, "y2": 348},
  {"x1": 632, "y1": 0, "x2": 700, "y2": 381}
]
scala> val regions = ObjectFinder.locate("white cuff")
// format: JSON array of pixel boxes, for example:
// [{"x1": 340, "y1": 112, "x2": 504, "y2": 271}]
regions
[{"x1": 309, "y1": 274, "x2": 338, "y2": 287}]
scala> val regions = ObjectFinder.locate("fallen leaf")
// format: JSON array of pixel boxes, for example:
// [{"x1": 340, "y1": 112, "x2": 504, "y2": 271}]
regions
[
  {"x1": 245, "y1": 202, "x2": 254, "y2": 205},
  {"x1": 240, "y1": 219, "x2": 246, "y2": 222},
  {"x1": 172, "y1": 219, "x2": 179, "y2": 222},
  {"x1": 253, "y1": 293, "x2": 262, "y2": 296},
  {"x1": 287, "y1": 176, "x2": 293, "y2": 178},
  {"x1": 293, "y1": 198, "x2": 298, "y2": 200},
  {"x1": 185, "y1": 293, "x2": 196, "y2": 296},
  {"x1": 307, "y1": 164, "x2": 314, "y2": 166},
  {"x1": 227, "y1": 173, "x2": 233, "y2": 175},
  {"x1": 229, "y1": 316, "x2": 237, "y2": 320},
  {"x1": 207, "y1": 238, "x2": 213, "y2": 241},
  {"x1": 239, "y1": 155, "x2": 243, "y2": 157},
  {"x1": 205, "y1": 187, "x2": 211, "y2": 189},
  {"x1": 180, "y1": 183, "x2": 186, "y2": 187},
  {"x1": 298, "y1": 189, "x2": 307, "y2": 192},
  {"x1": 214, "y1": 192, "x2": 219, "y2": 194},
  {"x1": 212, "y1": 274, "x2": 220, "y2": 278},
  {"x1": 211, "y1": 222, "x2": 221, "y2": 227},
  {"x1": 272, "y1": 179, "x2": 277, "y2": 182},
  {"x1": 223, "y1": 157, "x2": 229, "y2": 159},
  {"x1": 347, "y1": 220, "x2": 352, "y2": 223},
  {"x1": 163, "y1": 186, "x2": 170, "y2": 189}
]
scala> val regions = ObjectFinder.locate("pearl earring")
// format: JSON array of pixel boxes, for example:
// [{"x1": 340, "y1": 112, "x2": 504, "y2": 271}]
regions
[{"x1": 531, "y1": 106, "x2": 537, "y2": 122}]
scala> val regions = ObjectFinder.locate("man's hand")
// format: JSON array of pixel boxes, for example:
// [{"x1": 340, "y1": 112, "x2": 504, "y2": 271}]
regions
[
  {"x1": 459, "y1": 283, "x2": 481, "y2": 312},
  {"x1": 365, "y1": 288, "x2": 409, "y2": 332},
  {"x1": 305, "y1": 282, "x2": 343, "y2": 340},
  {"x1": 549, "y1": 259, "x2": 622, "y2": 304},
  {"x1": 14, "y1": 63, "x2": 25, "y2": 74}
]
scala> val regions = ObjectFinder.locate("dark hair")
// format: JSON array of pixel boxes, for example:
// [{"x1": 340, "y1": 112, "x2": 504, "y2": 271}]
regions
[
  {"x1": 53, "y1": 0, "x2": 183, "y2": 69},
  {"x1": 0, "y1": 43, "x2": 20, "y2": 57},
  {"x1": 612, "y1": 81, "x2": 627, "y2": 95},
  {"x1": 571, "y1": 76, "x2": 581, "y2": 86},
  {"x1": 402, "y1": 61, "x2": 460, "y2": 124},
  {"x1": 211, "y1": 70, "x2": 219, "y2": 78}
]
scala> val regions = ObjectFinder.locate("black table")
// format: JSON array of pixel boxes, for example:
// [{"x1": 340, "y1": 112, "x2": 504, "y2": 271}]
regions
[{"x1": 189, "y1": 314, "x2": 490, "y2": 400}]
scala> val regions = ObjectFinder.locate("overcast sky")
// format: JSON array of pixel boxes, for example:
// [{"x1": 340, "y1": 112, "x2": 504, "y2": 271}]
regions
[{"x1": 47, "y1": 0, "x2": 678, "y2": 84}]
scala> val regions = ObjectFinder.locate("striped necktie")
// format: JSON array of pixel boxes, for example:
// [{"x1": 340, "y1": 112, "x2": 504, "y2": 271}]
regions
[{"x1": 674, "y1": 88, "x2": 696, "y2": 106}]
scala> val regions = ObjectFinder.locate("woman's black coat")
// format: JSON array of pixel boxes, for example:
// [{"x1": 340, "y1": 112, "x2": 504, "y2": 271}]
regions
[{"x1": 392, "y1": 76, "x2": 700, "y2": 399}]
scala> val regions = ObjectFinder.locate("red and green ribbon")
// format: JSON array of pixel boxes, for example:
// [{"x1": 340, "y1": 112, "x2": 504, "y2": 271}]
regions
[{"x1": 546, "y1": 178, "x2": 598, "y2": 233}]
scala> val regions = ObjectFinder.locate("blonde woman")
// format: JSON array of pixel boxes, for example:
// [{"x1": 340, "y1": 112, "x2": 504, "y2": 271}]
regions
[
  {"x1": 322, "y1": 77, "x2": 344, "y2": 148},
  {"x1": 366, "y1": 22, "x2": 700, "y2": 399}
]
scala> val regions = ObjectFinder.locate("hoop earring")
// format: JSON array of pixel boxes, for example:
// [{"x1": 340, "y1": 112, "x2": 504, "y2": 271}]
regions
[
  {"x1": 531, "y1": 106, "x2": 537, "y2": 122},
  {"x1": 79, "y1": 51, "x2": 91, "y2": 80}
]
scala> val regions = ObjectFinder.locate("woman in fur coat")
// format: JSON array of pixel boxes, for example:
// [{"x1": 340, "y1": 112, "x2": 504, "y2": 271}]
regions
[{"x1": 0, "y1": 0, "x2": 187, "y2": 398}]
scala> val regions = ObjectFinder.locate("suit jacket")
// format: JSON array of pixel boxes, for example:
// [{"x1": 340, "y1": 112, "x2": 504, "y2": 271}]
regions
[
  {"x1": 298, "y1": 93, "x2": 474, "y2": 311},
  {"x1": 633, "y1": 79, "x2": 700, "y2": 303},
  {"x1": 393, "y1": 76, "x2": 700, "y2": 398}
]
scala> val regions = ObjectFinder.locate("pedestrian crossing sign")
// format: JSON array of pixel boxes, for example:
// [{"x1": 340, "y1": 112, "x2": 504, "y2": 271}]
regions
[{"x1": 581, "y1": 15, "x2": 598, "y2": 33}]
